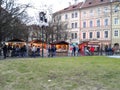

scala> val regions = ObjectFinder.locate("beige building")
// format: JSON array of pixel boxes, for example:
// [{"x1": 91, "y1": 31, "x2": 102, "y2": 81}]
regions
[
  {"x1": 53, "y1": 2, "x2": 83, "y2": 45},
  {"x1": 80, "y1": 0, "x2": 112, "y2": 48},
  {"x1": 111, "y1": 1, "x2": 120, "y2": 46},
  {"x1": 53, "y1": 0, "x2": 120, "y2": 48}
]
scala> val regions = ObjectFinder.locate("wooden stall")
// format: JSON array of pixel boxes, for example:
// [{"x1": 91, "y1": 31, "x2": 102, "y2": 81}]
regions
[
  {"x1": 6, "y1": 39, "x2": 26, "y2": 47},
  {"x1": 51, "y1": 41, "x2": 69, "y2": 56},
  {"x1": 29, "y1": 39, "x2": 47, "y2": 48}
]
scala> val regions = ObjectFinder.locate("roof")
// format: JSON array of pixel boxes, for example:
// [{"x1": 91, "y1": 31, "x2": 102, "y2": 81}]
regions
[
  {"x1": 53, "y1": 2, "x2": 83, "y2": 15},
  {"x1": 81, "y1": 0, "x2": 111, "y2": 8},
  {"x1": 29, "y1": 39, "x2": 46, "y2": 43},
  {"x1": 53, "y1": 0, "x2": 119, "y2": 15},
  {"x1": 51, "y1": 41, "x2": 69, "y2": 45},
  {"x1": 7, "y1": 39, "x2": 25, "y2": 42}
]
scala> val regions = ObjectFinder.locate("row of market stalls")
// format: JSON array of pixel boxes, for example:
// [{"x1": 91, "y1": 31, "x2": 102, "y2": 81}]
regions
[
  {"x1": 4, "y1": 39, "x2": 96, "y2": 55},
  {"x1": 5, "y1": 39, "x2": 69, "y2": 50},
  {"x1": 4, "y1": 39, "x2": 70, "y2": 56},
  {"x1": 5, "y1": 38, "x2": 119, "y2": 56},
  {"x1": 5, "y1": 39, "x2": 100, "y2": 52}
]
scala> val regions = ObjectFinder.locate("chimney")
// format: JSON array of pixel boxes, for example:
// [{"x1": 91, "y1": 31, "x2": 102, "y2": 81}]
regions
[
  {"x1": 74, "y1": 0, "x2": 78, "y2": 5},
  {"x1": 69, "y1": 2, "x2": 71, "y2": 6}
]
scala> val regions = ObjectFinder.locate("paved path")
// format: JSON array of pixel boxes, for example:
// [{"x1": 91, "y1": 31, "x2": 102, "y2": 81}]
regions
[{"x1": 108, "y1": 56, "x2": 120, "y2": 58}]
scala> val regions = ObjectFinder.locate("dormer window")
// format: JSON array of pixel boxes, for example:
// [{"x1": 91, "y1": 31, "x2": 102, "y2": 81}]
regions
[
  {"x1": 72, "y1": 5, "x2": 77, "y2": 8},
  {"x1": 89, "y1": 2, "x2": 92, "y2": 4}
]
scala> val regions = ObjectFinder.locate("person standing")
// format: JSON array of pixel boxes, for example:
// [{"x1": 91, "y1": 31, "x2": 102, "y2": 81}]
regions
[
  {"x1": 36, "y1": 46, "x2": 41, "y2": 56},
  {"x1": 90, "y1": 46, "x2": 95, "y2": 56},
  {"x1": 2, "y1": 44, "x2": 7, "y2": 59},
  {"x1": 73, "y1": 46, "x2": 76, "y2": 56},
  {"x1": 31, "y1": 45, "x2": 36, "y2": 58}
]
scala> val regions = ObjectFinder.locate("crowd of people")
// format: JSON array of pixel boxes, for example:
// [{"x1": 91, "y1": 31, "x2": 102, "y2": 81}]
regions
[
  {"x1": 0, "y1": 43, "x2": 120, "y2": 59},
  {"x1": 0, "y1": 44, "x2": 57, "y2": 59},
  {"x1": 0, "y1": 44, "x2": 27, "y2": 59}
]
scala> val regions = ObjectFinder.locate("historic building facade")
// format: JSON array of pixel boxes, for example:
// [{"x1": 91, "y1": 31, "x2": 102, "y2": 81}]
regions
[
  {"x1": 53, "y1": 2, "x2": 83, "y2": 45},
  {"x1": 111, "y1": 1, "x2": 120, "y2": 46},
  {"x1": 53, "y1": 0, "x2": 120, "y2": 48},
  {"x1": 80, "y1": 0, "x2": 112, "y2": 48}
]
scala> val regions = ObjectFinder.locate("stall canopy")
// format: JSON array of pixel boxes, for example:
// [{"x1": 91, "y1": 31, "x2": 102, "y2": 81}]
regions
[
  {"x1": 7, "y1": 39, "x2": 25, "y2": 42},
  {"x1": 51, "y1": 41, "x2": 69, "y2": 50},
  {"x1": 51, "y1": 41, "x2": 69, "y2": 45},
  {"x1": 6, "y1": 39, "x2": 26, "y2": 47},
  {"x1": 29, "y1": 39, "x2": 47, "y2": 48},
  {"x1": 29, "y1": 39, "x2": 46, "y2": 43}
]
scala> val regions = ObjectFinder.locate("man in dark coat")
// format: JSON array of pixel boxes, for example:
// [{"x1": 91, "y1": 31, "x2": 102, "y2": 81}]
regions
[{"x1": 2, "y1": 44, "x2": 7, "y2": 59}]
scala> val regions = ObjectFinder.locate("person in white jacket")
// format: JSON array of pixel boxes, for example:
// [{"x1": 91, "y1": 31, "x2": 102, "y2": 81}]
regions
[{"x1": 32, "y1": 45, "x2": 36, "y2": 57}]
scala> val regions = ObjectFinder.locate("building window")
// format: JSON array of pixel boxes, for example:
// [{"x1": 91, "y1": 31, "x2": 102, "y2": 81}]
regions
[
  {"x1": 71, "y1": 33, "x2": 77, "y2": 39},
  {"x1": 83, "y1": 33, "x2": 86, "y2": 39},
  {"x1": 75, "y1": 33, "x2": 77, "y2": 39},
  {"x1": 90, "y1": 21, "x2": 93, "y2": 27},
  {"x1": 97, "y1": 31, "x2": 100, "y2": 38},
  {"x1": 71, "y1": 23, "x2": 74, "y2": 28},
  {"x1": 104, "y1": 19, "x2": 108, "y2": 26},
  {"x1": 75, "y1": 12, "x2": 78, "y2": 18},
  {"x1": 89, "y1": 32, "x2": 93, "y2": 38},
  {"x1": 104, "y1": 31, "x2": 108, "y2": 38},
  {"x1": 114, "y1": 18, "x2": 119, "y2": 25},
  {"x1": 71, "y1": 33, "x2": 74, "y2": 39},
  {"x1": 97, "y1": 8, "x2": 100, "y2": 15},
  {"x1": 75, "y1": 22, "x2": 77, "y2": 28},
  {"x1": 114, "y1": 30, "x2": 119, "y2": 37},
  {"x1": 90, "y1": 10, "x2": 93, "y2": 16},
  {"x1": 104, "y1": 7, "x2": 108, "y2": 14},
  {"x1": 72, "y1": 13, "x2": 74, "y2": 18},
  {"x1": 65, "y1": 14, "x2": 68, "y2": 19},
  {"x1": 83, "y1": 22, "x2": 86, "y2": 28},
  {"x1": 72, "y1": 12, "x2": 78, "y2": 18},
  {"x1": 97, "y1": 20, "x2": 100, "y2": 27},
  {"x1": 71, "y1": 22, "x2": 77, "y2": 28}
]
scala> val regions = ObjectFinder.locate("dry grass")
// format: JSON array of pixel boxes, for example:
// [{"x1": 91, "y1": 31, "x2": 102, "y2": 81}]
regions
[{"x1": 0, "y1": 56, "x2": 120, "y2": 90}]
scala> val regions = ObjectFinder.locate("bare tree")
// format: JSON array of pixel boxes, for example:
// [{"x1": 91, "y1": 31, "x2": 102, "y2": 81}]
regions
[
  {"x1": 51, "y1": 15, "x2": 68, "y2": 42},
  {"x1": 0, "y1": 0, "x2": 31, "y2": 42}
]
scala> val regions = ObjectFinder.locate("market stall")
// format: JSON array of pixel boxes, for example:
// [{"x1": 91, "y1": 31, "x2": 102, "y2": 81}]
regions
[
  {"x1": 6, "y1": 39, "x2": 26, "y2": 47},
  {"x1": 51, "y1": 41, "x2": 69, "y2": 56},
  {"x1": 29, "y1": 39, "x2": 47, "y2": 48},
  {"x1": 5, "y1": 39, "x2": 26, "y2": 57}
]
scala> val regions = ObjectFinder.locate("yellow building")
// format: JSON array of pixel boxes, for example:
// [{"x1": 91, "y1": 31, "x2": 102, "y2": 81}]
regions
[{"x1": 111, "y1": 1, "x2": 120, "y2": 46}]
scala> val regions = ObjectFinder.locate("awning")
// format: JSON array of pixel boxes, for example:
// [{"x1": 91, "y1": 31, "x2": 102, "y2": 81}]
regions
[
  {"x1": 51, "y1": 41, "x2": 69, "y2": 45},
  {"x1": 29, "y1": 39, "x2": 46, "y2": 43},
  {"x1": 6, "y1": 39, "x2": 25, "y2": 43},
  {"x1": 88, "y1": 44, "x2": 99, "y2": 47}
]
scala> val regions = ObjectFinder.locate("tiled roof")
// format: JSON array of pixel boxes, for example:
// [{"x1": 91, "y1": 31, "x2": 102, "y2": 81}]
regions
[
  {"x1": 54, "y1": 2, "x2": 83, "y2": 15},
  {"x1": 81, "y1": 0, "x2": 111, "y2": 8},
  {"x1": 53, "y1": 0, "x2": 119, "y2": 15}
]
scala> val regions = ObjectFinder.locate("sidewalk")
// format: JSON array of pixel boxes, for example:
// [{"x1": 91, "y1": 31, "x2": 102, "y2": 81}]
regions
[{"x1": 108, "y1": 55, "x2": 120, "y2": 58}]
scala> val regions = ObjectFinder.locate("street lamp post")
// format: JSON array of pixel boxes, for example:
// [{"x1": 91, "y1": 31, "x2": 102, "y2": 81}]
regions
[{"x1": 39, "y1": 11, "x2": 48, "y2": 57}]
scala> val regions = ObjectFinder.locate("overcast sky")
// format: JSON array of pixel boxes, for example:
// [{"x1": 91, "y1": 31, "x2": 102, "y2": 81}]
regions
[{"x1": 17, "y1": 0, "x2": 84, "y2": 24}]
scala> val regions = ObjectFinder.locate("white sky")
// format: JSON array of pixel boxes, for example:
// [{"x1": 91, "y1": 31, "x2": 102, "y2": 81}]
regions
[{"x1": 17, "y1": 0, "x2": 84, "y2": 24}]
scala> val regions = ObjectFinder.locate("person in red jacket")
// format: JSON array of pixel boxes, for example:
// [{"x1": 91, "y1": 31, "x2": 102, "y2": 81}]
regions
[{"x1": 90, "y1": 46, "x2": 95, "y2": 55}]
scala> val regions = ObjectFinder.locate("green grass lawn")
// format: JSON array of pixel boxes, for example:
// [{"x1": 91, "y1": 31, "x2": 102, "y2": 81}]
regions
[{"x1": 0, "y1": 56, "x2": 120, "y2": 90}]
